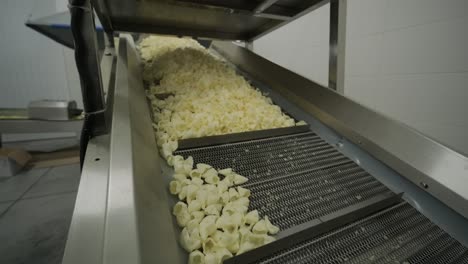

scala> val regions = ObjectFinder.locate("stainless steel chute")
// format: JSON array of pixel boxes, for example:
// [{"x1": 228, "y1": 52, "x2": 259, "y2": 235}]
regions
[{"x1": 93, "y1": 0, "x2": 326, "y2": 41}]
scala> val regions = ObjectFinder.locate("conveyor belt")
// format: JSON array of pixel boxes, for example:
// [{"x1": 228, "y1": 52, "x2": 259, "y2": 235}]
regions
[
  {"x1": 252, "y1": 202, "x2": 468, "y2": 264},
  {"x1": 175, "y1": 131, "x2": 393, "y2": 230},
  {"x1": 174, "y1": 128, "x2": 468, "y2": 263}
]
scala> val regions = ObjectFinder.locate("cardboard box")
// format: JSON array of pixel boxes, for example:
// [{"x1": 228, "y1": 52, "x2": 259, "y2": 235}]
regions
[{"x1": 0, "y1": 148, "x2": 32, "y2": 177}]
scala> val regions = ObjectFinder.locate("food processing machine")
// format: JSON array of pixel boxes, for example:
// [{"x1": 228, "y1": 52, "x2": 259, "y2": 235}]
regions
[{"x1": 61, "y1": 1, "x2": 468, "y2": 263}]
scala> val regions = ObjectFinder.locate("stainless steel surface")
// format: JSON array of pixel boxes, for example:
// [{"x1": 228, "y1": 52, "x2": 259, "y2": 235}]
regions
[
  {"x1": 211, "y1": 41, "x2": 468, "y2": 219},
  {"x1": 177, "y1": 125, "x2": 309, "y2": 150},
  {"x1": 328, "y1": 0, "x2": 346, "y2": 93},
  {"x1": 25, "y1": 10, "x2": 105, "y2": 49},
  {"x1": 92, "y1": 0, "x2": 324, "y2": 40},
  {"x1": 254, "y1": 0, "x2": 281, "y2": 13},
  {"x1": 328, "y1": 0, "x2": 337, "y2": 90},
  {"x1": 103, "y1": 35, "x2": 181, "y2": 264},
  {"x1": 0, "y1": 119, "x2": 82, "y2": 134},
  {"x1": 62, "y1": 135, "x2": 110, "y2": 264},
  {"x1": 249, "y1": 0, "x2": 329, "y2": 41},
  {"x1": 63, "y1": 34, "x2": 183, "y2": 264},
  {"x1": 27, "y1": 100, "x2": 77, "y2": 121},
  {"x1": 26, "y1": 11, "x2": 75, "y2": 49}
]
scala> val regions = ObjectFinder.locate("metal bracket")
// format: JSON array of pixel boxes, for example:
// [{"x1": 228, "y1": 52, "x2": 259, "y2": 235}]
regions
[{"x1": 329, "y1": 0, "x2": 347, "y2": 93}]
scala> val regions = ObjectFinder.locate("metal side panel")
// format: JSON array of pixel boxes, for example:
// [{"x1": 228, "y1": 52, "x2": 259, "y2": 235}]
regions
[
  {"x1": 103, "y1": 35, "x2": 182, "y2": 264},
  {"x1": 62, "y1": 135, "x2": 110, "y2": 264},
  {"x1": 92, "y1": 0, "x2": 327, "y2": 41},
  {"x1": 211, "y1": 41, "x2": 468, "y2": 220}
]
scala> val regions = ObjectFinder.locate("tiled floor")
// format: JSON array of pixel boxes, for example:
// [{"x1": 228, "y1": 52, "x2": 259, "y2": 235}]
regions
[{"x1": 0, "y1": 163, "x2": 80, "y2": 264}]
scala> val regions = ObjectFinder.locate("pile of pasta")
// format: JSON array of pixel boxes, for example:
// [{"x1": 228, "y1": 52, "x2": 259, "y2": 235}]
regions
[
  {"x1": 168, "y1": 154, "x2": 279, "y2": 264},
  {"x1": 140, "y1": 35, "x2": 303, "y2": 143},
  {"x1": 138, "y1": 35, "x2": 300, "y2": 264}
]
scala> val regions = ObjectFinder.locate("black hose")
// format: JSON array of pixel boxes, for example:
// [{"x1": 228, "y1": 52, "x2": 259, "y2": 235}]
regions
[{"x1": 69, "y1": 0, "x2": 106, "y2": 169}]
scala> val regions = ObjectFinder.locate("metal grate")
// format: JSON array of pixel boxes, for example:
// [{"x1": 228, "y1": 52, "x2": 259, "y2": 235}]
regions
[
  {"x1": 175, "y1": 131, "x2": 392, "y2": 230},
  {"x1": 175, "y1": 129, "x2": 467, "y2": 263},
  {"x1": 254, "y1": 202, "x2": 468, "y2": 264}
]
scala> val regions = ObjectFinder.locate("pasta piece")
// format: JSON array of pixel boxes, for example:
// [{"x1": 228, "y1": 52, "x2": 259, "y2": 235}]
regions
[
  {"x1": 204, "y1": 169, "x2": 220, "y2": 184},
  {"x1": 232, "y1": 197, "x2": 250, "y2": 208},
  {"x1": 171, "y1": 155, "x2": 185, "y2": 169},
  {"x1": 228, "y1": 188, "x2": 239, "y2": 202},
  {"x1": 191, "y1": 211, "x2": 205, "y2": 223},
  {"x1": 188, "y1": 200, "x2": 203, "y2": 213},
  {"x1": 183, "y1": 156, "x2": 194, "y2": 175},
  {"x1": 237, "y1": 186, "x2": 251, "y2": 198},
  {"x1": 169, "y1": 180, "x2": 181, "y2": 195},
  {"x1": 191, "y1": 178, "x2": 204, "y2": 186},
  {"x1": 176, "y1": 210, "x2": 191, "y2": 227},
  {"x1": 243, "y1": 210, "x2": 259, "y2": 226},
  {"x1": 186, "y1": 185, "x2": 201, "y2": 203},
  {"x1": 237, "y1": 232, "x2": 265, "y2": 255},
  {"x1": 199, "y1": 215, "x2": 218, "y2": 240},
  {"x1": 196, "y1": 163, "x2": 212, "y2": 174},
  {"x1": 190, "y1": 169, "x2": 203, "y2": 178},
  {"x1": 204, "y1": 253, "x2": 217, "y2": 264},
  {"x1": 173, "y1": 173, "x2": 187, "y2": 182},
  {"x1": 264, "y1": 216, "x2": 280, "y2": 235},
  {"x1": 204, "y1": 204, "x2": 222, "y2": 216},
  {"x1": 296, "y1": 120, "x2": 307, "y2": 125},
  {"x1": 263, "y1": 235, "x2": 276, "y2": 244},
  {"x1": 218, "y1": 168, "x2": 233, "y2": 176},
  {"x1": 180, "y1": 227, "x2": 202, "y2": 252},
  {"x1": 189, "y1": 250, "x2": 205, "y2": 264},
  {"x1": 215, "y1": 247, "x2": 233, "y2": 262},
  {"x1": 206, "y1": 192, "x2": 220, "y2": 207},
  {"x1": 173, "y1": 201, "x2": 188, "y2": 216},
  {"x1": 202, "y1": 237, "x2": 218, "y2": 253},
  {"x1": 216, "y1": 181, "x2": 229, "y2": 194},
  {"x1": 252, "y1": 220, "x2": 268, "y2": 235},
  {"x1": 233, "y1": 174, "x2": 248, "y2": 185},
  {"x1": 178, "y1": 186, "x2": 188, "y2": 200},
  {"x1": 223, "y1": 202, "x2": 248, "y2": 215},
  {"x1": 216, "y1": 215, "x2": 238, "y2": 233}
]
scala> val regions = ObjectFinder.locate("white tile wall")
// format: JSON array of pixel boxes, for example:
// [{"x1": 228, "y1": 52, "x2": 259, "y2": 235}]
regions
[
  {"x1": 384, "y1": 0, "x2": 468, "y2": 31},
  {"x1": 0, "y1": 0, "x2": 82, "y2": 109},
  {"x1": 253, "y1": 3, "x2": 330, "y2": 87},
  {"x1": 381, "y1": 17, "x2": 468, "y2": 75},
  {"x1": 254, "y1": 0, "x2": 468, "y2": 154},
  {"x1": 345, "y1": 34, "x2": 384, "y2": 76},
  {"x1": 345, "y1": 1, "x2": 468, "y2": 154},
  {"x1": 346, "y1": 0, "x2": 387, "y2": 39}
]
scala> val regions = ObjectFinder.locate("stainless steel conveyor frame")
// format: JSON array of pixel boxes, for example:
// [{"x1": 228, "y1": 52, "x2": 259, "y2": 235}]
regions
[{"x1": 61, "y1": 1, "x2": 468, "y2": 264}]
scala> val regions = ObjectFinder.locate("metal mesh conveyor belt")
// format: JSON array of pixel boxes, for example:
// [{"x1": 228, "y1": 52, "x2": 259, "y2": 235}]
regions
[
  {"x1": 175, "y1": 128, "x2": 468, "y2": 263},
  {"x1": 174, "y1": 131, "x2": 393, "y2": 230},
  {"x1": 253, "y1": 202, "x2": 468, "y2": 264}
]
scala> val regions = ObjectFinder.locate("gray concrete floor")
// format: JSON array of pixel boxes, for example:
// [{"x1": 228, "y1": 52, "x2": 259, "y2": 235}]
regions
[{"x1": 0, "y1": 163, "x2": 80, "y2": 264}]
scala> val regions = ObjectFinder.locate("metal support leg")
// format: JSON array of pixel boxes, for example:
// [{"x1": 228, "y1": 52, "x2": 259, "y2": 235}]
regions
[
  {"x1": 69, "y1": 0, "x2": 108, "y2": 167},
  {"x1": 329, "y1": 0, "x2": 346, "y2": 93}
]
